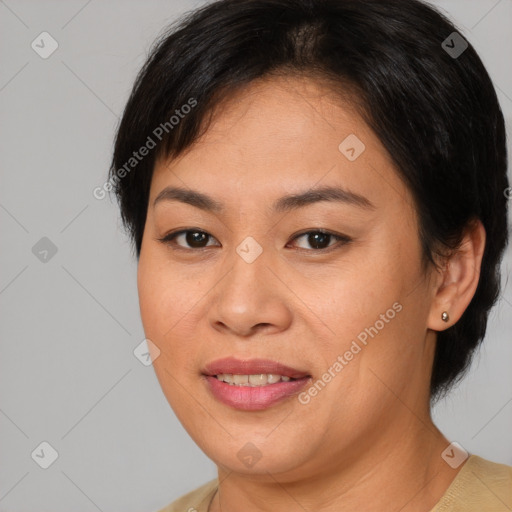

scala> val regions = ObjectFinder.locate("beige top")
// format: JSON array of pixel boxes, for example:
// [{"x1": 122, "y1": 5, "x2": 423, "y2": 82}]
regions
[{"x1": 157, "y1": 455, "x2": 512, "y2": 512}]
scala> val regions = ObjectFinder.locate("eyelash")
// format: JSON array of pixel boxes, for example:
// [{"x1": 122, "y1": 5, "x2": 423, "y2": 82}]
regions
[{"x1": 156, "y1": 228, "x2": 352, "y2": 253}]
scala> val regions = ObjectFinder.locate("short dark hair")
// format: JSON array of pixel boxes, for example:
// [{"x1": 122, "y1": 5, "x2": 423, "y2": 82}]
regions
[{"x1": 109, "y1": 0, "x2": 509, "y2": 400}]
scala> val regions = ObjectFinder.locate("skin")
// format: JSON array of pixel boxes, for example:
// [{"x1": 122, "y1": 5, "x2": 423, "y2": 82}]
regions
[{"x1": 137, "y1": 75, "x2": 486, "y2": 512}]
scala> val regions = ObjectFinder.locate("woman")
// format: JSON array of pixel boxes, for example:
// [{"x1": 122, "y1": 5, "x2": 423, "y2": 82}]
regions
[{"x1": 108, "y1": 0, "x2": 511, "y2": 510}]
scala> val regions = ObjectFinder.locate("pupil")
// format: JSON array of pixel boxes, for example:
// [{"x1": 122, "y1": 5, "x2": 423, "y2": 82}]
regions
[
  {"x1": 309, "y1": 232, "x2": 330, "y2": 249},
  {"x1": 187, "y1": 231, "x2": 208, "y2": 248}
]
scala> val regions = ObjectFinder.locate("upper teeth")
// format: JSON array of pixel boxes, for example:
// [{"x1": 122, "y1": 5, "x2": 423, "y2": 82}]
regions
[{"x1": 216, "y1": 374, "x2": 292, "y2": 386}]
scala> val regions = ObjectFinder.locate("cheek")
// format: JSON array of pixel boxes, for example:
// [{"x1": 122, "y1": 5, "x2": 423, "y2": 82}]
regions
[
  {"x1": 313, "y1": 277, "x2": 428, "y2": 423},
  {"x1": 304, "y1": 253, "x2": 402, "y2": 346},
  {"x1": 137, "y1": 255, "x2": 166, "y2": 336},
  {"x1": 138, "y1": 250, "x2": 184, "y2": 334},
  {"x1": 137, "y1": 254, "x2": 203, "y2": 372},
  {"x1": 299, "y1": 245, "x2": 416, "y2": 392}
]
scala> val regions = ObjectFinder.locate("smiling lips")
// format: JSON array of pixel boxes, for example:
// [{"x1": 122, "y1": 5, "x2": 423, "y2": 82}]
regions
[{"x1": 202, "y1": 357, "x2": 311, "y2": 411}]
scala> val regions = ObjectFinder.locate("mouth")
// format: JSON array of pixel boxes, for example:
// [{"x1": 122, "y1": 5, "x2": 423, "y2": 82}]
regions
[
  {"x1": 202, "y1": 357, "x2": 312, "y2": 411},
  {"x1": 213, "y1": 373, "x2": 300, "y2": 386}
]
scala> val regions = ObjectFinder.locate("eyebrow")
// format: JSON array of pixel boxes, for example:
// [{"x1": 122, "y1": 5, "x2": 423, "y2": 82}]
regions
[{"x1": 153, "y1": 185, "x2": 375, "y2": 213}]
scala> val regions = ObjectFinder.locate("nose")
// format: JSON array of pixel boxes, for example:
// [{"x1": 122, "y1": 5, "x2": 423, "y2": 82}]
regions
[{"x1": 207, "y1": 245, "x2": 293, "y2": 338}]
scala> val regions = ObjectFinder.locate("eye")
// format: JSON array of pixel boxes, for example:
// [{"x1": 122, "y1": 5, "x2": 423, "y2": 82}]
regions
[
  {"x1": 288, "y1": 230, "x2": 352, "y2": 252},
  {"x1": 157, "y1": 229, "x2": 219, "y2": 250},
  {"x1": 157, "y1": 228, "x2": 351, "y2": 252}
]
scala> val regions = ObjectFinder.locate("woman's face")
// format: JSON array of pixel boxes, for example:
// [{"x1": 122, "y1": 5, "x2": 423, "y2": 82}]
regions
[{"x1": 137, "y1": 76, "x2": 440, "y2": 479}]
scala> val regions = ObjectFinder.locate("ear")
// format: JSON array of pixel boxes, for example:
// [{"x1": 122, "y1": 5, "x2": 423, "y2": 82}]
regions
[{"x1": 427, "y1": 218, "x2": 486, "y2": 331}]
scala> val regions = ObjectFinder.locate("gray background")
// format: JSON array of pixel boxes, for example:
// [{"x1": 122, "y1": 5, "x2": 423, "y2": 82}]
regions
[{"x1": 0, "y1": 1, "x2": 511, "y2": 511}]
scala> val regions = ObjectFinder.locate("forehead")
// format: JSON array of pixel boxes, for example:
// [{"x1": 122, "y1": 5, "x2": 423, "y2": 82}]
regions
[
  {"x1": 161, "y1": 75, "x2": 366, "y2": 164},
  {"x1": 150, "y1": 75, "x2": 409, "y2": 213}
]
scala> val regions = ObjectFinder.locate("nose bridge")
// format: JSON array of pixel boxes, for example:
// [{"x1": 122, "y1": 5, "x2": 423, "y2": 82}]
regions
[
  {"x1": 209, "y1": 234, "x2": 291, "y2": 335},
  {"x1": 235, "y1": 234, "x2": 265, "y2": 266},
  {"x1": 223, "y1": 234, "x2": 269, "y2": 303},
  {"x1": 216, "y1": 199, "x2": 272, "y2": 288}
]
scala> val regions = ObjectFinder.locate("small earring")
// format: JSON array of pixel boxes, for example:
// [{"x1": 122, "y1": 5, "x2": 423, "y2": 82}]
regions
[{"x1": 441, "y1": 311, "x2": 450, "y2": 322}]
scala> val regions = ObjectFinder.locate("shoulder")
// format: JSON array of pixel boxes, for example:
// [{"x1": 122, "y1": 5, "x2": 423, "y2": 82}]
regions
[
  {"x1": 468, "y1": 454, "x2": 512, "y2": 479},
  {"x1": 432, "y1": 455, "x2": 512, "y2": 511},
  {"x1": 155, "y1": 478, "x2": 218, "y2": 512}
]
